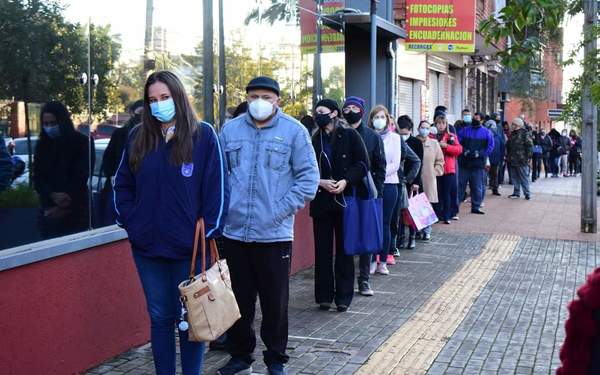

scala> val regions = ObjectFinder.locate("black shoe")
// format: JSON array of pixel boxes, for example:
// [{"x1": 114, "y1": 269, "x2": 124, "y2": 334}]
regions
[
  {"x1": 358, "y1": 281, "x2": 374, "y2": 296},
  {"x1": 392, "y1": 248, "x2": 401, "y2": 257},
  {"x1": 217, "y1": 358, "x2": 253, "y2": 375},
  {"x1": 471, "y1": 209, "x2": 485, "y2": 215},
  {"x1": 492, "y1": 190, "x2": 501, "y2": 196},
  {"x1": 422, "y1": 233, "x2": 431, "y2": 241},
  {"x1": 336, "y1": 304, "x2": 348, "y2": 312},
  {"x1": 318, "y1": 303, "x2": 331, "y2": 311},
  {"x1": 443, "y1": 220, "x2": 451, "y2": 224},
  {"x1": 407, "y1": 237, "x2": 416, "y2": 249},
  {"x1": 525, "y1": 195, "x2": 531, "y2": 200},
  {"x1": 415, "y1": 232, "x2": 422, "y2": 240},
  {"x1": 267, "y1": 363, "x2": 288, "y2": 375},
  {"x1": 508, "y1": 194, "x2": 520, "y2": 199}
]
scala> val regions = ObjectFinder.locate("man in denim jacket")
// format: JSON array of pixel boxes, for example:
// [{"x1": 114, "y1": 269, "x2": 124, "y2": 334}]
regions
[{"x1": 218, "y1": 76, "x2": 319, "y2": 375}]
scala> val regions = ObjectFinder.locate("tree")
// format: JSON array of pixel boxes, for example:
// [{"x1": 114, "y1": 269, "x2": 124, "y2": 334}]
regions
[
  {"x1": 323, "y1": 65, "x2": 345, "y2": 104},
  {"x1": 244, "y1": 0, "x2": 298, "y2": 26},
  {"x1": 479, "y1": 0, "x2": 565, "y2": 71},
  {"x1": 0, "y1": 0, "x2": 122, "y2": 117}
]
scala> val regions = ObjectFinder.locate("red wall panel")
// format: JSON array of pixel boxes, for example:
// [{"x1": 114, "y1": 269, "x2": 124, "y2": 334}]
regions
[{"x1": 0, "y1": 207, "x2": 315, "y2": 374}]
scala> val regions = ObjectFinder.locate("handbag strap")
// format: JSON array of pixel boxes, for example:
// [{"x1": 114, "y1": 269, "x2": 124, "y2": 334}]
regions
[{"x1": 189, "y1": 218, "x2": 220, "y2": 280}]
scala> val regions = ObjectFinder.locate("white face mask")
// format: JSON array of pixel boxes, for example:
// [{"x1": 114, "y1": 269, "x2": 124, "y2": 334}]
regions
[
  {"x1": 430, "y1": 126, "x2": 438, "y2": 135},
  {"x1": 401, "y1": 134, "x2": 410, "y2": 141},
  {"x1": 373, "y1": 118, "x2": 387, "y2": 130},
  {"x1": 249, "y1": 99, "x2": 274, "y2": 121}
]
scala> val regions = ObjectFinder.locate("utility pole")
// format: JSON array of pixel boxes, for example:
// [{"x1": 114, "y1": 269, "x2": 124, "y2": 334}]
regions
[
  {"x1": 218, "y1": 0, "x2": 226, "y2": 128},
  {"x1": 370, "y1": 0, "x2": 378, "y2": 110},
  {"x1": 581, "y1": 0, "x2": 598, "y2": 233},
  {"x1": 203, "y1": 0, "x2": 215, "y2": 124},
  {"x1": 143, "y1": 0, "x2": 154, "y2": 75},
  {"x1": 313, "y1": 0, "x2": 323, "y2": 109}
]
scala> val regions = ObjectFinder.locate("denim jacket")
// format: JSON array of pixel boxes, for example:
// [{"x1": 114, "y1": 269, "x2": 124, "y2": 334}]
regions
[{"x1": 220, "y1": 109, "x2": 319, "y2": 242}]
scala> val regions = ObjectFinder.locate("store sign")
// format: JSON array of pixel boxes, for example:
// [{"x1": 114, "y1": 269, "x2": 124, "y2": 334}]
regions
[
  {"x1": 405, "y1": 0, "x2": 476, "y2": 53},
  {"x1": 548, "y1": 109, "x2": 563, "y2": 119},
  {"x1": 300, "y1": 0, "x2": 345, "y2": 54}
]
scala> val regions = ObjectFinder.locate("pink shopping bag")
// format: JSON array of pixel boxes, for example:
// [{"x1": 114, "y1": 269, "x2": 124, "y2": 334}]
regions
[{"x1": 407, "y1": 193, "x2": 438, "y2": 231}]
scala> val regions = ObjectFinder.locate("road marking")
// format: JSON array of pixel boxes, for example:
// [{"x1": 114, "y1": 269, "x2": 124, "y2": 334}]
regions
[
  {"x1": 371, "y1": 290, "x2": 397, "y2": 295},
  {"x1": 288, "y1": 335, "x2": 336, "y2": 343},
  {"x1": 395, "y1": 260, "x2": 434, "y2": 265},
  {"x1": 355, "y1": 234, "x2": 520, "y2": 375},
  {"x1": 345, "y1": 310, "x2": 370, "y2": 315}
]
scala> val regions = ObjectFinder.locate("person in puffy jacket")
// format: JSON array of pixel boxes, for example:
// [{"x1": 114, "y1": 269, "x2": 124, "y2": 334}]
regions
[
  {"x1": 433, "y1": 115, "x2": 463, "y2": 224},
  {"x1": 485, "y1": 114, "x2": 505, "y2": 196},
  {"x1": 506, "y1": 118, "x2": 534, "y2": 200},
  {"x1": 114, "y1": 71, "x2": 229, "y2": 375}
]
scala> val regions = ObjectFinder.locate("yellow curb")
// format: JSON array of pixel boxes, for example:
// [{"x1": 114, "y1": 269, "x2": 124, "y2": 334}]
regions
[{"x1": 356, "y1": 234, "x2": 520, "y2": 375}]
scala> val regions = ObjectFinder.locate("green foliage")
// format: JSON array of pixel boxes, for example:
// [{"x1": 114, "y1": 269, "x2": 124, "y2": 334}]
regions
[
  {"x1": 323, "y1": 66, "x2": 345, "y2": 104},
  {"x1": 0, "y1": 183, "x2": 39, "y2": 208},
  {"x1": 0, "y1": 0, "x2": 122, "y2": 117},
  {"x1": 245, "y1": 0, "x2": 298, "y2": 25},
  {"x1": 478, "y1": 0, "x2": 565, "y2": 71}
]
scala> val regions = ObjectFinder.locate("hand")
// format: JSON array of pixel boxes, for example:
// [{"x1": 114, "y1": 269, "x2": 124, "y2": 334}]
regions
[
  {"x1": 439, "y1": 141, "x2": 448, "y2": 148},
  {"x1": 319, "y1": 179, "x2": 337, "y2": 193},
  {"x1": 51, "y1": 192, "x2": 72, "y2": 209},
  {"x1": 331, "y1": 179, "x2": 347, "y2": 194},
  {"x1": 411, "y1": 184, "x2": 420, "y2": 193}
]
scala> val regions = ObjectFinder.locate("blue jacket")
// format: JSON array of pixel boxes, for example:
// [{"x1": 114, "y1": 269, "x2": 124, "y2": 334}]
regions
[
  {"x1": 458, "y1": 125, "x2": 495, "y2": 169},
  {"x1": 485, "y1": 120, "x2": 506, "y2": 165},
  {"x1": 114, "y1": 122, "x2": 229, "y2": 259},
  {"x1": 220, "y1": 109, "x2": 319, "y2": 243}
]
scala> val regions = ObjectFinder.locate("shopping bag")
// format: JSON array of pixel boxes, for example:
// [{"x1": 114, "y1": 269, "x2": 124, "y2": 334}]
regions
[
  {"x1": 406, "y1": 193, "x2": 438, "y2": 231},
  {"x1": 402, "y1": 208, "x2": 416, "y2": 230},
  {"x1": 343, "y1": 165, "x2": 383, "y2": 255}
]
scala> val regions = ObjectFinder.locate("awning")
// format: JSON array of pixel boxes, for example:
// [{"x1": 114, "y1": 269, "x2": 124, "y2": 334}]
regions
[{"x1": 322, "y1": 12, "x2": 407, "y2": 41}]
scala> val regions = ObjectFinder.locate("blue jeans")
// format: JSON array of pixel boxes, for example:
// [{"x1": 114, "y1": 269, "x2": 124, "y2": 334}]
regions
[
  {"x1": 133, "y1": 252, "x2": 205, "y2": 375},
  {"x1": 437, "y1": 174, "x2": 457, "y2": 221},
  {"x1": 509, "y1": 165, "x2": 531, "y2": 197},
  {"x1": 458, "y1": 167, "x2": 486, "y2": 210},
  {"x1": 376, "y1": 184, "x2": 398, "y2": 262}
]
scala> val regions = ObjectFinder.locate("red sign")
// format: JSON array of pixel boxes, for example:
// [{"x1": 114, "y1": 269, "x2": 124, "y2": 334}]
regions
[
  {"x1": 405, "y1": 0, "x2": 476, "y2": 53},
  {"x1": 299, "y1": 0, "x2": 344, "y2": 54}
]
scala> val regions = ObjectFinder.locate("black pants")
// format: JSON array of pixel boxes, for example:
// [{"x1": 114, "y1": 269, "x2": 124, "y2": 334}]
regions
[
  {"x1": 313, "y1": 211, "x2": 355, "y2": 307},
  {"x1": 489, "y1": 164, "x2": 499, "y2": 192},
  {"x1": 437, "y1": 174, "x2": 457, "y2": 221},
  {"x1": 568, "y1": 153, "x2": 581, "y2": 175},
  {"x1": 532, "y1": 154, "x2": 542, "y2": 181},
  {"x1": 542, "y1": 156, "x2": 550, "y2": 177},
  {"x1": 222, "y1": 238, "x2": 291, "y2": 366}
]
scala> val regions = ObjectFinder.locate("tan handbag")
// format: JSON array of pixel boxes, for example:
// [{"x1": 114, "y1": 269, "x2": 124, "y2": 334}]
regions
[{"x1": 178, "y1": 218, "x2": 241, "y2": 342}]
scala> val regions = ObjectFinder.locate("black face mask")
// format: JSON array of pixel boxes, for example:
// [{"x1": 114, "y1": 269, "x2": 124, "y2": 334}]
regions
[
  {"x1": 314, "y1": 113, "x2": 333, "y2": 129},
  {"x1": 343, "y1": 111, "x2": 362, "y2": 125}
]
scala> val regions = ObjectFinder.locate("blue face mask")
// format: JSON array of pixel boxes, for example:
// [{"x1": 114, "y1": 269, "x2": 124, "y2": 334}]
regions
[
  {"x1": 419, "y1": 128, "x2": 430, "y2": 138},
  {"x1": 150, "y1": 98, "x2": 176, "y2": 123},
  {"x1": 463, "y1": 114, "x2": 472, "y2": 123},
  {"x1": 43, "y1": 124, "x2": 61, "y2": 139}
]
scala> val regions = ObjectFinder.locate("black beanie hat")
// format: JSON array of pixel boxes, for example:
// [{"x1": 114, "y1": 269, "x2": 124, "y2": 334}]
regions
[{"x1": 315, "y1": 99, "x2": 341, "y2": 117}]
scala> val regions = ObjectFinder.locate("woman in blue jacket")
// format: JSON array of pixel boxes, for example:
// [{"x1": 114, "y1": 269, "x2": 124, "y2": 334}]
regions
[{"x1": 114, "y1": 71, "x2": 228, "y2": 375}]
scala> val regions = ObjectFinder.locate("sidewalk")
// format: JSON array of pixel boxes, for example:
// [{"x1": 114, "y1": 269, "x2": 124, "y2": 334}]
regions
[{"x1": 86, "y1": 176, "x2": 599, "y2": 375}]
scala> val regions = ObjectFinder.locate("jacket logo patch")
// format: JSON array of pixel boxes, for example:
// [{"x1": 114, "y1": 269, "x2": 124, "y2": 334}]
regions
[
  {"x1": 274, "y1": 136, "x2": 284, "y2": 142},
  {"x1": 181, "y1": 163, "x2": 194, "y2": 177}
]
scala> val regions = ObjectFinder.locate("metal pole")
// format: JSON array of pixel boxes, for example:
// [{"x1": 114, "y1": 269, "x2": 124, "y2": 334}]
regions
[
  {"x1": 313, "y1": 0, "x2": 323, "y2": 108},
  {"x1": 203, "y1": 0, "x2": 215, "y2": 124},
  {"x1": 370, "y1": 0, "x2": 378, "y2": 110},
  {"x1": 87, "y1": 18, "x2": 93, "y2": 230},
  {"x1": 143, "y1": 0, "x2": 153, "y2": 74},
  {"x1": 218, "y1": 0, "x2": 226, "y2": 128},
  {"x1": 581, "y1": 0, "x2": 598, "y2": 233}
]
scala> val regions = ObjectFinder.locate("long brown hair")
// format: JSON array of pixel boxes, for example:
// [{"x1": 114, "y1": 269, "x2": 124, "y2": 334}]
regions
[{"x1": 130, "y1": 71, "x2": 198, "y2": 172}]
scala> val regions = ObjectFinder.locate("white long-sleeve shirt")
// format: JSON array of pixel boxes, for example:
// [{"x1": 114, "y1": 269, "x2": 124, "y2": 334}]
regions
[{"x1": 382, "y1": 131, "x2": 401, "y2": 184}]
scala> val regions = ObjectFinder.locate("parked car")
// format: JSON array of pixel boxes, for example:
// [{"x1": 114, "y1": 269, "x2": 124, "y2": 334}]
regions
[
  {"x1": 94, "y1": 124, "x2": 119, "y2": 140},
  {"x1": 11, "y1": 136, "x2": 39, "y2": 185},
  {"x1": 91, "y1": 138, "x2": 110, "y2": 192}
]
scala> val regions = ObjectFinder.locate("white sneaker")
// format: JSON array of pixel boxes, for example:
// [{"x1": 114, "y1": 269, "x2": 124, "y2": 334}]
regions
[
  {"x1": 369, "y1": 261, "x2": 377, "y2": 275},
  {"x1": 376, "y1": 263, "x2": 389, "y2": 275}
]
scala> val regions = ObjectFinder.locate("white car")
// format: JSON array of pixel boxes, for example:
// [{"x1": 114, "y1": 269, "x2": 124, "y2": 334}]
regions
[{"x1": 11, "y1": 136, "x2": 39, "y2": 185}]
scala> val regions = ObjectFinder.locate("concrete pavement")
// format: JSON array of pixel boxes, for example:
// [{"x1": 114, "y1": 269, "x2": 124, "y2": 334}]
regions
[{"x1": 85, "y1": 175, "x2": 599, "y2": 375}]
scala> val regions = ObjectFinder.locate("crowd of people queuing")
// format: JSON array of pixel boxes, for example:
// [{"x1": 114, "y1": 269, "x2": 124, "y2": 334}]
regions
[{"x1": 5, "y1": 70, "x2": 584, "y2": 375}]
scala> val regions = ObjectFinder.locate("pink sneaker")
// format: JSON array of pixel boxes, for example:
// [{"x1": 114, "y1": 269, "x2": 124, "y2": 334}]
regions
[{"x1": 386, "y1": 255, "x2": 396, "y2": 265}]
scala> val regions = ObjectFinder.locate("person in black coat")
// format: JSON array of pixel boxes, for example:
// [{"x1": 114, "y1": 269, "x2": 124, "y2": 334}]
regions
[
  {"x1": 310, "y1": 98, "x2": 369, "y2": 313},
  {"x1": 396, "y1": 115, "x2": 423, "y2": 249},
  {"x1": 341, "y1": 95, "x2": 386, "y2": 297},
  {"x1": 34, "y1": 101, "x2": 94, "y2": 239},
  {"x1": 389, "y1": 120, "x2": 421, "y2": 256}
]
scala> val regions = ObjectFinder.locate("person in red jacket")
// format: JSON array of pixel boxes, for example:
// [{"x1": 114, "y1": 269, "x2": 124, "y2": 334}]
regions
[{"x1": 433, "y1": 115, "x2": 463, "y2": 224}]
